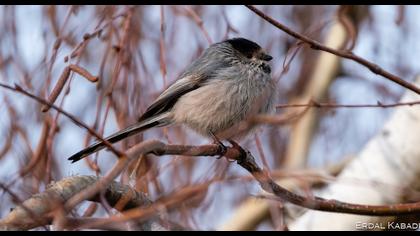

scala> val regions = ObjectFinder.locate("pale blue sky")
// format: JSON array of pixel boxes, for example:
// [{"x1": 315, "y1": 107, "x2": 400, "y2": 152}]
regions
[{"x1": 1, "y1": 5, "x2": 420, "y2": 229}]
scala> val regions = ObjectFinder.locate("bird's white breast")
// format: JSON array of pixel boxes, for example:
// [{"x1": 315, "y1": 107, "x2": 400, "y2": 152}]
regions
[{"x1": 171, "y1": 68, "x2": 275, "y2": 139}]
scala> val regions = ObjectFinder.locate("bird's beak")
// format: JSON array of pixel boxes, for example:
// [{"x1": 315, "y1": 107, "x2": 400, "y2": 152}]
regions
[{"x1": 260, "y1": 53, "x2": 273, "y2": 61}]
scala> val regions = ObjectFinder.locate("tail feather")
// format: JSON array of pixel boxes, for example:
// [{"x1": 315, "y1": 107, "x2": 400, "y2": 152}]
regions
[{"x1": 68, "y1": 113, "x2": 170, "y2": 163}]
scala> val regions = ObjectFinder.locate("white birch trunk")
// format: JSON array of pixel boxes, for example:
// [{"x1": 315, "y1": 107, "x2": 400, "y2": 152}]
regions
[{"x1": 289, "y1": 78, "x2": 420, "y2": 230}]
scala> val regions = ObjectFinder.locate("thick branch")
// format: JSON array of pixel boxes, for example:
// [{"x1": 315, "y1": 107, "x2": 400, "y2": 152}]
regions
[{"x1": 0, "y1": 175, "x2": 153, "y2": 231}]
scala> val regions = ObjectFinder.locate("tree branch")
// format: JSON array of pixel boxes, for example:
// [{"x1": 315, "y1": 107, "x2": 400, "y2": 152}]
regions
[
  {"x1": 228, "y1": 142, "x2": 420, "y2": 216},
  {"x1": 276, "y1": 99, "x2": 420, "y2": 109},
  {"x1": 0, "y1": 175, "x2": 153, "y2": 231},
  {"x1": 4, "y1": 138, "x2": 420, "y2": 230},
  {"x1": 0, "y1": 82, "x2": 124, "y2": 158},
  {"x1": 245, "y1": 5, "x2": 420, "y2": 95}
]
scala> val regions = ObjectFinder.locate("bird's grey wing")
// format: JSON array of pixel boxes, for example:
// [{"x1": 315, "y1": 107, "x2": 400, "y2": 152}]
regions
[
  {"x1": 138, "y1": 75, "x2": 205, "y2": 122},
  {"x1": 68, "y1": 75, "x2": 206, "y2": 163},
  {"x1": 139, "y1": 46, "x2": 229, "y2": 122}
]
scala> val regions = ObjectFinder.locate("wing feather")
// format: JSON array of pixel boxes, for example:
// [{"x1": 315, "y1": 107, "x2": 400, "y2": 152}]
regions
[{"x1": 138, "y1": 75, "x2": 203, "y2": 122}]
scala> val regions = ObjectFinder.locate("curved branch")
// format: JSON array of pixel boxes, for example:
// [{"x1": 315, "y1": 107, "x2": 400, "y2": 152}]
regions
[
  {"x1": 128, "y1": 140, "x2": 420, "y2": 216},
  {"x1": 245, "y1": 5, "x2": 420, "y2": 95},
  {"x1": 3, "y1": 139, "x2": 420, "y2": 230},
  {"x1": 230, "y1": 144, "x2": 420, "y2": 216},
  {"x1": 0, "y1": 82, "x2": 124, "y2": 158}
]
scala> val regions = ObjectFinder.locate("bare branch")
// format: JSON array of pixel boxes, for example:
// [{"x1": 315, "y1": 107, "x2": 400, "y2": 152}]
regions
[
  {"x1": 245, "y1": 5, "x2": 420, "y2": 95},
  {"x1": 0, "y1": 82, "x2": 124, "y2": 158},
  {"x1": 4, "y1": 138, "x2": 420, "y2": 230},
  {"x1": 0, "y1": 175, "x2": 153, "y2": 231},
  {"x1": 276, "y1": 99, "x2": 420, "y2": 109}
]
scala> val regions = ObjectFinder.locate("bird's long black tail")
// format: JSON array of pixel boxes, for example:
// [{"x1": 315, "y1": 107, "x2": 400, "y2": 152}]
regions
[{"x1": 68, "y1": 114, "x2": 170, "y2": 163}]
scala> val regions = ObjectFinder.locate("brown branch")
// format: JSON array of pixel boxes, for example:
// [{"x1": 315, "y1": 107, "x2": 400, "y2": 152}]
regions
[
  {"x1": 64, "y1": 216, "x2": 188, "y2": 231},
  {"x1": 62, "y1": 217, "x2": 132, "y2": 231},
  {"x1": 41, "y1": 64, "x2": 98, "y2": 112},
  {"x1": 337, "y1": 5, "x2": 357, "y2": 51},
  {"x1": 74, "y1": 181, "x2": 210, "y2": 230},
  {"x1": 67, "y1": 11, "x2": 127, "y2": 61},
  {"x1": 0, "y1": 100, "x2": 16, "y2": 160},
  {"x1": 4, "y1": 139, "x2": 420, "y2": 230},
  {"x1": 0, "y1": 182, "x2": 50, "y2": 231},
  {"x1": 41, "y1": 66, "x2": 71, "y2": 112},
  {"x1": 0, "y1": 175, "x2": 154, "y2": 231},
  {"x1": 62, "y1": 140, "x2": 163, "y2": 212},
  {"x1": 57, "y1": 140, "x2": 420, "y2": 217},
  {"x1": 245, "y1": 5, "x2": 420, "y2": 95},
  {"x1": 251, "y1": 105, "x2": 311, "y2": 125},
  {"x1": 276, "y1": 99, "x2": 420, "y2": 109},
  {"x1": 75, "y1": 139, "x2": 420, "y2": 223},
  {"x1": 395, "y1": 6, "x2": 405, "y2": 25},
  {"x1": 19, "y1": 117, "x2": 51, "y2": 177},
  {"x1": 182, "y1": 6, "x2": 213, "y2": 44},
  {"x1": 68, "y1": 64, "x2": 99, "y2": 82},
  {"x1": 0, "y1": 82, "x2": 124, "y2": 158},
  {"x1": 221, "y1": 6, "x2": 239, "y2": 39},
  {"x1": 224, "y1": 140, "x2": 420, "y2": 216},
  {"x1": 91, "y1": 140, "x2": 420, "y2": 216},
  {"x1": 82, "y1": 203, "x2": 98, "y2": 217},
  {"x1": 159, "y1": 6, "x2": 167, "y2": 87}
]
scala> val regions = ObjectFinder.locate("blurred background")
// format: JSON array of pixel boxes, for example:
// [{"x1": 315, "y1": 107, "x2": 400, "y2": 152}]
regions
[{"x1": 0, "y1": 5, "x2": 419, "y2": 230}]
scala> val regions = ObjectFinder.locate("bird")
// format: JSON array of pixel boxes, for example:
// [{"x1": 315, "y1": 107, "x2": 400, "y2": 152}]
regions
[{"x1": 68, "y1": 37, "x2": 276, "y2": 163}]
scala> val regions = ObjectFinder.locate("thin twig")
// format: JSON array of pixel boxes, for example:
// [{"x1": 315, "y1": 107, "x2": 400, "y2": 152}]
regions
[
  {"x1": 0, "y1": 82, "x2": 124, "y2": 158},
  {"x1": 182, "y1": 6, "x2": 213, "y2": 45},
  {"x1": 159, "y1": 6, "x2": 167, "y2": 87},
  {"x1": 69, "y1": 64, "x2": 99, "y2": 82},
  {"x1": 41, "y1": 64, "x2": 98, "y2": 112},
  {"x1": 276, "y1": 100, "x2": 420, "y2": 109}
]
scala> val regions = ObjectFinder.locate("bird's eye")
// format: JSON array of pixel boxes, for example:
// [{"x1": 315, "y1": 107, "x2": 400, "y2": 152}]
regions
[{"x1": 246, "y1": 54, "x2": 252, "y2": 59}]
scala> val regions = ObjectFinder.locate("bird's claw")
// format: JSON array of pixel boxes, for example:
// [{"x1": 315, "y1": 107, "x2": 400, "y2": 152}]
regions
[
  {"x1": 209, "y1": 132, "x2": 227, "y2": 159},
  {"x1": 209, "y1": 133, "x2": 241, "y2": 163},
  {"x1": 215, "y1": 140, "x2": 227, "y2": 160}
]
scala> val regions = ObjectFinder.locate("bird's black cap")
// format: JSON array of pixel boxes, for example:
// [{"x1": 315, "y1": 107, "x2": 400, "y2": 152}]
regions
[{"x1": 225, "y1": 38, "x2": 262, "y2": 58}]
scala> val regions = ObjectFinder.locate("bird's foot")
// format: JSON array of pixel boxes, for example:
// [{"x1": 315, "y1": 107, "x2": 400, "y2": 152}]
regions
[{"x1": 209, "y1": 132, "x2": 229, "y2": 160}]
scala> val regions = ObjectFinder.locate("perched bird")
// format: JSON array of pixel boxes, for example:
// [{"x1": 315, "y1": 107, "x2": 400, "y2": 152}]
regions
[{"x1": 68, "y1": 37, "x2": 276, "y2": 163}]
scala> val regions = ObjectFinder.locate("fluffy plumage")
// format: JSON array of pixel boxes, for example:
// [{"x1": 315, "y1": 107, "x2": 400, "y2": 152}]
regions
[{"x1": 68, "y1": 38, "x2": 276, "y2": 163}]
